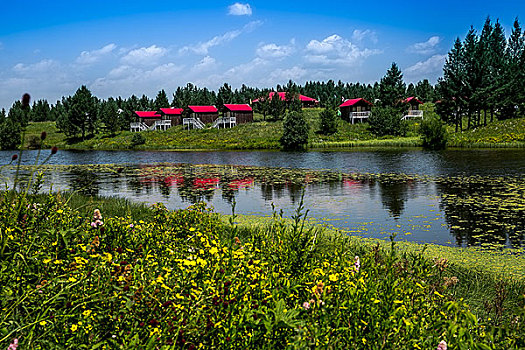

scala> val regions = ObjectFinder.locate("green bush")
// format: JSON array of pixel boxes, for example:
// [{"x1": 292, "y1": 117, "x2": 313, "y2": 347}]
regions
[
  {"x1": 420, "y1": 113, "x2": 448, "y2": 149},
  {"x1": 280, "y1": 111, "x2": 309, "y2": 150},
  {"x1": 368, "y1": 106, "x2": 408, "y2": 137},
  {"x1": 130, "y1": 132, "x2": 146, "y2": 147},
  {"x1": 318, "y1": 108, "x2": 338, "y2": 135},
  {"x1": 0, "y1": 119, "x2": 22, "y2": 150}
]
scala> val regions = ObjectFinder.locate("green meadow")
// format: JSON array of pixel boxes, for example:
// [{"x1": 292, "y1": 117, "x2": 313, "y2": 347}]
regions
[{"x1": 21, "y1": 107, "x2": 525, "y2": 151}]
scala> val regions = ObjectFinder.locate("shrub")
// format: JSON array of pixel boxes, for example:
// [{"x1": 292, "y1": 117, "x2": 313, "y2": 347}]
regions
[
  {"x1": 0, "y1": 119, "x2": 22, "y2": 150},
  {"x1": 280, "y1": 111, "x2": 309, "y2": 150},
  {"x1": 318, "y1": 108, "x2": 338, "y2": 135},
  {"x1": 420, "y1": 113, "x2": 448, "y2": 149},
  {"x1": 368, "y1": 106, "x2": 407, "y2": 137},
  {"x1": 130, "y1": 132, "x2": 146, "y2": 147}
]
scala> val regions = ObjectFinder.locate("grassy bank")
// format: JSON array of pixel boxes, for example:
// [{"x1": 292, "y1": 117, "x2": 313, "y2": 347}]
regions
[
  {"x1": 22, "y1": 111, "x2": 525, "y2": 151},
  {"x1": 1, "y1": 191, "x2": 524, "y2": 348},
  {"x1": 448, "y1": 118, "x2": 525, "y2": 148},
  {"x1": 23, "y1": 109, "x2": 421, "y2": 151}
]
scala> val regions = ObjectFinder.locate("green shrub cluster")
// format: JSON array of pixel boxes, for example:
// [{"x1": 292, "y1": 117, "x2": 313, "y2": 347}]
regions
[
  {"x1": 420, "y1": 113, "x2": 448, "y2": 150},
  {"x1": 280, "y1": 111, "x2": 309, "y2": 151},
  {"x1": 318, "y1": 108, "x2": 338, "y2": 135},
  {"x1": 368, "y1": 107, "x2": 408, "y2": 137},
  {"x1": 1, "y1": 189, "x2": 524, "y2": 348},
  {"x1": 130, "y1": 133, "x2": 146, "y2": 148}
]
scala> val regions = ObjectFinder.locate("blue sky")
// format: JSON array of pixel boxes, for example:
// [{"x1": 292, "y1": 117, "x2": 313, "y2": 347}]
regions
[{"x1": 0, "y1": 0, "x2": 523, "y2": 109}]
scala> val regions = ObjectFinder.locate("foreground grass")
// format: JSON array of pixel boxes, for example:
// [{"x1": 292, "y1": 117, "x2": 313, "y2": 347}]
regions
[
  {"x1": 230, "y1": 214, "x2": 525, "y2": 320},
  {"x1": 1, "y1": 191, "x2": 524, "y2": 348}
]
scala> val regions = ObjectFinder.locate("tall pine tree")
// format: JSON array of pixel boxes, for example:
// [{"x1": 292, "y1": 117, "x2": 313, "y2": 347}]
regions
[{"x1": 378, "y1": 63, "x2": 406, "y2": 107}]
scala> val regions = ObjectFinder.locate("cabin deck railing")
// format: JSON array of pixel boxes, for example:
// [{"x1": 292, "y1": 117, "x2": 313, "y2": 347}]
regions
[
  {"x1": 401, "y1": 110, "x2": 424, "y2": 120},
  {"x1": 183, "y1": 117, "x2": 205, "y2": 129},
  {"x1": 212, "y1": 117, "x2": 237, "y2": 129},
  {"x1": 350, "y1": 111, "x2": 371, "y2": 124}
]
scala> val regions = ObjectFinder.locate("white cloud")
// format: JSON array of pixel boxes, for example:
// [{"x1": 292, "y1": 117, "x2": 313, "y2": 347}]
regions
[
  {"x1": 407, "y1": 36, "x2": 441, "y2": 55},
  {"x1": 121, "y1": 45, "x2": 168, "y2": 66},
  {"x1": 92, "y1": 63, "x2": 184, "y2": 97},
  {"x1": 256, "y1": 41, "x2": 294, "y2": 59},
  {"x1": 76, "y1": 43, "x2": 116, "y2": 65},
  {"x1": 13, "y1": 59, "x2": 60, "y2": 74},
  {"x1": 192, "y1": 56, "x2": 218, "y2": 73},
  {"x1": 305, "y1": 34, "x2": 381, "y2": 66},
  {"x1": 404, "y1": 54, "x2": 446, "y2": 82},
  {"x1": 228, "y1": 3, "x2": 252, "y2": 16},
  {"x1": 264, "y1": 66, "x2": 307, "y2": 85},
  {"x1": 179, "y1": 21, "x2": 262, "y2": 55},
  {"x1": 352, "y1": 29, "x2": 378, "y2": 44}
]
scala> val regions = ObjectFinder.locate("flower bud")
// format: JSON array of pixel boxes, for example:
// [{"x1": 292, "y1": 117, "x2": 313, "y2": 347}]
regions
[
  {"x1": 51, "y1": 146, "x2": 58, "y2": 155},
  {"x1": 22, "y1": 93, "x2": 31, "y2": 107},
  {"x1": 40, "y1": 131, "x2": 47, "y2": 141},
  {"x1": 12, "y1": 154, "x2": 18, "y2": 161}
]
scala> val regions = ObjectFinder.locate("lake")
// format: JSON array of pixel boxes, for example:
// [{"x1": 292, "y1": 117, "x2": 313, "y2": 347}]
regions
[{"x1": 2, "y1": 148, "x2": 524, "y2": 248}]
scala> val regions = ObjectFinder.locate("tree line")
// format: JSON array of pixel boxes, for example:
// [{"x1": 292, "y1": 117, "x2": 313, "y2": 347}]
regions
[{"x1": 437, "y1": 17, "x2": 525, "y2": 131}]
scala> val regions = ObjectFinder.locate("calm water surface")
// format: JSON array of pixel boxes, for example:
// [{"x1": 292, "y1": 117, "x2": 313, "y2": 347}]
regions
[{"x1": 2, "y1": 148, "x2": 524, "y2": 248}]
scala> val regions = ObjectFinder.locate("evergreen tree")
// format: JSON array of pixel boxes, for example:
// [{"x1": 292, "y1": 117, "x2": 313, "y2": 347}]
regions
[
  {"x1": 415, "y1": 79, "x2": 435, "y2": 102},
  {"x1": 57, "y1": 86, "x2": 98, "y2": 139},
  {"x1": 406, "y1": 83, "x2": 416, "y2": 98},
  {"x1": 8, "y1": 101, "x2": 30, "y2": 127},
  {"x1": 139, "y1": 94, "x2": 153, "y2": 110},
  {"x1": 216, "y1": 83, "x2": 234, "y2": 110},
  {"x1": 438, "y1": 38, "x2": 466, "y2": 131},
  {"x1": 100, "y1": 98, "x2": 119, "y2": 135},
  {"x1": 269, "y1": 91, "x2": 286, "y2": 120},
  {"x1": 30, "y1": 99, "x2": 51, "y2": 122},
  {"x1": 502, "y1": 18, "x2": 525, "y2": 118},
  {"x1": 378, "y1": 63, "x2": 406, "y2": 107},
  {"x1": 154, "y1": 89, "x2": 169, "y2": 111},
  {"x1": 462, "y1": 27, "x2": 481, "y2": 128}
]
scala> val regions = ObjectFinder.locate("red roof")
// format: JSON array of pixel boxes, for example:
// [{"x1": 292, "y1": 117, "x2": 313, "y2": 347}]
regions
[
  {"x1": 188, "y1": 105, "x2": 218, "y2": 113},
  {"x1": 135, "y1": 111, "x2": 161, "y2": 118},
  {"x1": 339, "y1": 98, "x2": 373, "y2": 107},
  {"x1": 160, "y1": 108, "x2": 184, "y2": 115},
  {"x1": 403, "y1": 97, "x2": 423, "y2": 104},
  {"x1": 252, "y1": 92, "x2": 318, "y2": 103},
  {"x1": 223, "y1": 104, "x2": 253, "y2": 112}
]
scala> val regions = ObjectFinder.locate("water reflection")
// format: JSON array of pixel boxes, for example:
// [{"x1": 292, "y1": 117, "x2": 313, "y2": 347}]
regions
[{"x1": 3, "y1": 162, "x2": 524, "y2": 249}]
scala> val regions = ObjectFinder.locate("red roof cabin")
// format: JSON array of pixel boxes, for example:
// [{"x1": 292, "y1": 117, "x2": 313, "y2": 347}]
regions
[
  {"x1": 339, "y1": 98, "x2": 373, "y2": 124},
  {"x1": 401, "y1": 97, "x2": 424, "y2": 120},
  {"x1": 186, "y1": 105, "x2": 219, "y2": 124},
  {"x1": 222, "y1": 104, "x2": 253, "y2": 124},
  {"x1": 160, "y1": 107, "x2": 184, "y2": 126},
  {"x1": 252, "y1": 92, "x2": 319, "y2": 108}
]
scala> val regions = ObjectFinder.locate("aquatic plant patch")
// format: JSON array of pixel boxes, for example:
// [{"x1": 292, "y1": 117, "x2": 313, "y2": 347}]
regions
[{"x1": 7, "y1": 163, "x2": 525, "y2": 249}]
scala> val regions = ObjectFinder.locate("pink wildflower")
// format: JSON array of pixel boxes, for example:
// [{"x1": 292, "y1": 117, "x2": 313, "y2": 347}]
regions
[
  {"x1": 8, "y1": 338, "x2": 18, "y2": 350},
  {"x1": 354, "y1": 256, "x2": 361, "y2": 272},
  {"x1": 437, "y1": 340, "x2": 447, "y2": 350},
  {"x1": 302, "y1": 301, "x2": 310, "y2": 310}
]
